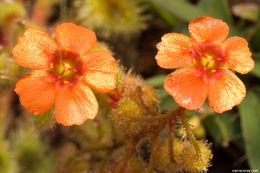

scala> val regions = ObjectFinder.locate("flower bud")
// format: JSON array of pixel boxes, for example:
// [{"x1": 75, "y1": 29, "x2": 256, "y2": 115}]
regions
[
  {"x1": 110, "y1": 98, "x2": 145, "y2": 135},
  {"x1": 154, "y1": 139, "x2": 212, "y2": 172},
  {"x1": 122, "y1": 75, "x2": 159, "y2": 114},
  {"x1": 0, "y1": 1, "x2": 26, "y2": 25},
  {"x1": 110, "y1": 74, "x2": 159, "y2": 135},
  {"x1": 153, "y1": 138, "x2": 183, "y2": 172},
  {"x1": 177, "y1": 140, "x2": 212, "y2": 172}
]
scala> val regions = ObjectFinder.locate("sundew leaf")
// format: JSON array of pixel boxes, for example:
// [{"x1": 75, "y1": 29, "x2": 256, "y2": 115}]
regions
[
  {"x1": 203, "y1": 112, "x2": 244, "y2": 149},
  {"x1": 238, "y1": 89, "x2": 260, "y2": 169},
  {"x1": 198, "y1": 0, "x2": 233, "y2": 24},
  {"x1": 251, "y1": 57, "x2": 260, "y2": 78},
  {"x1": 203, "y1": 114, "x2": 230, "y2": 147},
  {"x1": 232, "y1": 3, "x2": 259, "y2": 22},
  {"x1": 156, "y1": 87, "x2": 177, "y2": 112},
  {"x1": 150, "y1": 4, "x2": 176, "y2": 27},
  {"x1": 145, "y1": 74, "x2": 166, "y2": 88},
  {"x1": 150, "y1": 0, "x2": 206, "y2": 22},
  {"x1": 249, "y1": 25, "x2": 260, "y2": 52},
  {"x1": 33, "y1": 107, "x2": 56, "y2": 130}
]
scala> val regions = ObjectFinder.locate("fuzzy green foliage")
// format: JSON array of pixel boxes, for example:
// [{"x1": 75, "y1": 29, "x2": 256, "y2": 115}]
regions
[
  {"x1": 77, "y1": 0, "x2": 148, "y2": 38},
  {"x1": 63, "y1": 154, "x2": 90, "y2": 173},
  {"x1": 15, "y1": 126, "x2": 54, "y2": 173},
  {"x1": 0, "y1": 139, "x2": 17, "y2": 173}
]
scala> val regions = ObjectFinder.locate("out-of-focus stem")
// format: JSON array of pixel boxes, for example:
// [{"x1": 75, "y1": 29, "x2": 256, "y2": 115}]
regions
[
  {"x1": 112, "y1": 139, "x2": 137, "y2": 173},
  {"x1": 147, "y1": 134, "x2": 159, "y2": 173},
  {"x1": 168, "y1": 118, "x2": 176, "y2": 164}
]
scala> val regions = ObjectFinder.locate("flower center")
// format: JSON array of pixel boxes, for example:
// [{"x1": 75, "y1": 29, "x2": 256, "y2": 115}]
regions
[
  {"x1": 191, "y1": 41, "x2": 226, "y2": 76},
  {"x1": 56, "y1": 62, "x2": 75, "y2": 78},
  {"x1": 200, "y1": 54, "x2": 215, "y2": 69},
  {"x1": 49, "y1": 50, "x2": 84, "y2": 85}
]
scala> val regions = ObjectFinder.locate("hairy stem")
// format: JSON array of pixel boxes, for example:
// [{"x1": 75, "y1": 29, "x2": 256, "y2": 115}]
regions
[
  {"x1": 112, "y1": 139, "x2": 137, "y2": 173},
  {"x1": 147, "y1": 134, "x2": 160, "y2": 173},
  {"x1": 168, "y1": 118, "x2": 176, "y2": 164},
  {"x1": 181, "y1": 112, "x2": 201, "y2": 156},
  {"x1": 137, "y1": 86, "x2": 158, "y2": 116}
]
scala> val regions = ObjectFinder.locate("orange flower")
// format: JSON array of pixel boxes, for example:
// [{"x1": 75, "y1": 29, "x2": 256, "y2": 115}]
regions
[
  {"x1": 155, "y1": 16, "x2": 254, "y2": 113},
  {"x1": 13, "y1": 23, "x2": 116, "y2": 126}
]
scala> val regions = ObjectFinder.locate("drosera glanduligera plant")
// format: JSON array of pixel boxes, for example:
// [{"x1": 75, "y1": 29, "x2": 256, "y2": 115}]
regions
[{"x1": 9, "y1": 10, "x2": 254, "y2": 173}]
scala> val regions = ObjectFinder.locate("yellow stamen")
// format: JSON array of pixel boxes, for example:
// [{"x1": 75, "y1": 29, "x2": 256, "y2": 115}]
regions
[
  {"x1": 200, "y1": 54, "x2": 215, "y2": 68},
  {"x1": 193, "y1": 58, "x2": 196, "y2": 64},
  {"x1": 56, "y1": 62, "x2": 74, "y2": 78},
  {"x1": 211, "y1": 69, "x2": 216, "y2": 73},
  {"x1": 79, "y1": 76, "x2": 83, "y2": 80},
  {"x1": 65, "y1": 48, "x2": 70, "y2": 51},
  {"x1": 64, "y1": 80, "x2": 69, "y2": 84},
  {"x1": 50, "y1": 63, "x2": 54, "y2": 69}
]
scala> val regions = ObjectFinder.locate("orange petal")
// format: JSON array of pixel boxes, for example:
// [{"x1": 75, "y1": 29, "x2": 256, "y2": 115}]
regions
[
  {"x1": 155, "y1": 33, "x2": 193, "y2": 69},
  {"x1": 12, "y1": 27, "x2": 57, "y2": 69},
  {"x1": 56, "y1": 23, "x2": 96, "y2": 55},
  {"x1": 164, "y1": 67, "x2": 208, "y2": 110},
  {"x1": 15, "y1": 70, "x2": 56, "y2": 114},
  {"x1": 189, "y1": 16, "x2": 229, "y2": 43},
  {"x1": 223, "y1": 36, "x2": 254, "y2": 74},
  {"x1": 209, "y1": 69, "x2": 246, "y2": 113},
  {"x1": 83, "y1": 50, "x2": 116, "y2": 93},
  {"x1": 55, "y1": 81, "x2": 98, "y2": 126}
]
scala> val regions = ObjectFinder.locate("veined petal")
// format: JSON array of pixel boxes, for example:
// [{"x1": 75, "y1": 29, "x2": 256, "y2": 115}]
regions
[
  {"x1": 55, "y1": 81, "x2": 98, "y2": 126},
  {"x1": 164, "y1": 67, "x2": 208, "y2": 110},
  {"x1": 209, "y1": 69, "x2": 246, "y2": 113},
  {"x1": 83, "y1": 50, "x2": 116, "y2": 93},
  {"x1": 223, "y1": 36, "x2": 254, "y2": 74},
  {"x1": 189, "y1": 16, "x2": 229, "y2": 43},
  {"x1": 155, "y1": 33, "x2": 193, "y2": 69},
  {"x1": 15, "y1": 70, "x2": 56, "y2": 114},
  {"x1": 56, "y1": 23, "x2": 96, "y2": 55},
  {"x1": 12, "y1": 27, "x2": 57, "y2": 69}
]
